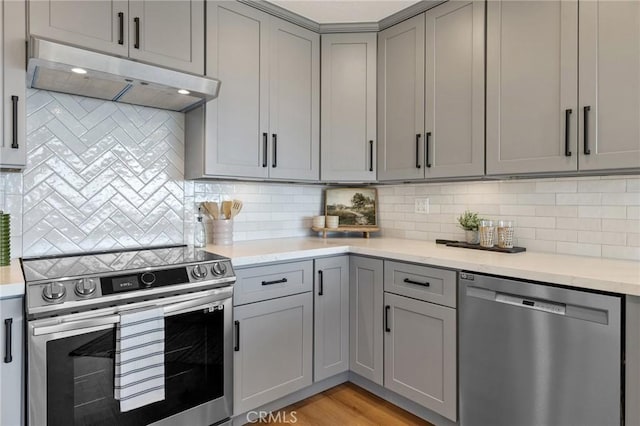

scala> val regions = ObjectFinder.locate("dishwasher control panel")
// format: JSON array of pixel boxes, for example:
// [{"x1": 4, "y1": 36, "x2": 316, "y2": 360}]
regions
[{"x1": 495, "y1": 293, "x2": 566, "y2": 315}]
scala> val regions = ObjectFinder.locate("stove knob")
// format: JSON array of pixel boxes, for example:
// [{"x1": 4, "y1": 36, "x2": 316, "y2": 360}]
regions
[
  {"x1": 140, "y1": 272, "x2": 156, "y2": 288},
  {"x1": 211, "y1": 262, "x2": 227, "y2": 276},
  {"x1": 74, "y1": 279, "x2": 97, "y2": 297},
  {"x1": 191, "y1": 264, "x2": 208, "y2": 280},
  {"x1": 42, "y1": 282, "x2": 66, "y2": 302}
]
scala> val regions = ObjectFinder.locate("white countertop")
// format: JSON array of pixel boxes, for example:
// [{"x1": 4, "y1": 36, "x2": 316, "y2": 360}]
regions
[
  {"x1": 205, "y1": 237, "x2": 640, "y2": 296},
  {"x1": 2, "y1": 237, "x2": 638, "y2": 298}
]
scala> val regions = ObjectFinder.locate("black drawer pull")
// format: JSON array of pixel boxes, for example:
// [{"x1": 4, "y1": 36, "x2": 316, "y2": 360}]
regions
[
  {"x1": 11, "y1": 96, "x2": 18, "y2": 149},
  {"x1": 369, "y1": 140, "x2": 374, "y2": 172},
  {"x1": 262, "y1": 133, "x2": 268, "y2": 167},
  {"x1": 4, "y1": 319, "x2": 12, "y2": 363},
  {"x1": 403, "y1": 277, "x2": 430, "y2": 287},
  {"x1": 318, "y1": 270, "x2": 324, "y2": 296},
  {"x1": 261, "y1": 278, "x2": 287, "y2": 286},
  {"x1": 565, "y1": 108, "x2": 572, "y2": 157},
  {"x1": 425, "y1": 132, "x2": 432, "y2": 168},
  {"x1": 234, "y1": 320, "x2": 240, "y2": 351},
  {"x1": 583, "y1": 106, "x2": 591, "y2": 155},
  {"x1": 415, "y1": 134, "x2": 422, "y2": 169},
  {"x1": 272, "y1": 134, "x2": 278, "y2": 168},
  {"x1": 134, "y1": 17, "x2": 140, "y2": 49},
  {"x1": 384, "y1": 305, "x2": 391, "y2": 332},
  {"x1": 118, "y1": 12, "x2": 124, "y2": 45}
]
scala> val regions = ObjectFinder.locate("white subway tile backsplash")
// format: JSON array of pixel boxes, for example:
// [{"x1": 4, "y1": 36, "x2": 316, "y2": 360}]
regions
[
  {"x1": 536, "y1": 180, "x2": 577, "y2": 193},
  {"x1": 578, "y1": 179, "x2": 627, "y2": 193},
  {"x1": 601, "y1": 245, "x2": 640, "y2": 261},
  {"x1": 556, "y1": 217, "x2": 602, "y2": 231},
  {"x1": 578, "y1": 231, "x2": 627, "y2": 246},
  {"x1": 602, "y1": 193, "x2": 640, "y2": 206},
  {"x1": 556, "y1": 193, "x2": 602, "y2": 205},
  {"x1": 536, "y1": 228, "x2": 577, "y2": 242},
  {"x1": 557, "y1": 242, "x2": 602, "y2": 257}
]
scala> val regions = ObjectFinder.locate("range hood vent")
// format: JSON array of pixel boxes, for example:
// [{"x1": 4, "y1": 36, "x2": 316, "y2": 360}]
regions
[{"x1": 27, "y1": 38, "x2": 220, "y2": 112}]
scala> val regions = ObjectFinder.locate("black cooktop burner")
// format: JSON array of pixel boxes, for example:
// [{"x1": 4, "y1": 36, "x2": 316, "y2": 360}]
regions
[{"x1": 21, "y1": 245, "x2": 228, "y2": 282}]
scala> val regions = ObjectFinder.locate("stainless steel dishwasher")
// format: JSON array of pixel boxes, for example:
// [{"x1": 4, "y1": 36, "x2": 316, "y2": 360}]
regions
[{"x1": 459, "y1": 272, "x2": 622, "y2": 426}]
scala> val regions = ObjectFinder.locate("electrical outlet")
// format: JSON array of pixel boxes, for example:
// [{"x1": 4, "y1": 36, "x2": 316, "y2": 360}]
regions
[{"x1": 414, "y1": 198, "x2": 429, "y2": 214}]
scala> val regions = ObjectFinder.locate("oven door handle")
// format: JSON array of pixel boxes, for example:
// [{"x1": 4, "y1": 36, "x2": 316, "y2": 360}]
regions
[{"x1": 33, "y1": 295, "x2": 228, "y2": 336}]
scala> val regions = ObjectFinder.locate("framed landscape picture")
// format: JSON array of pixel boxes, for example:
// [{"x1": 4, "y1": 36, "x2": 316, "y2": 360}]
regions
[{"x1": 325, "y1": 188, "x2": 377, "y2": 227}]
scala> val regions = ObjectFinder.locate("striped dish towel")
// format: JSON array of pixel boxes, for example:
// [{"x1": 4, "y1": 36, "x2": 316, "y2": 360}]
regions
[{"x1": 114, "y1": 307, "x2": 165, "y2": 412}]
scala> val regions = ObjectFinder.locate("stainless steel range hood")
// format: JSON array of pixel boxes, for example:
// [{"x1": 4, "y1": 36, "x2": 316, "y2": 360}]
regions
[{"x1": 27, "y1": 38, "x2": 220, "y2": 112}]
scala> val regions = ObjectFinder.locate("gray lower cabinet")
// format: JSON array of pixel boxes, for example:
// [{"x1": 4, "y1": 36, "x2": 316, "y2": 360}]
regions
[
  {"x1": 0, "y1": 297, "x2": 24, "y2": 426},
  {"x1": 314, "y1": 256, "x2": 349, "y2": 381},
  {"x1": 1, "y1": 0, "x2": 26, "y2": 168},
  {"x1": 578, "y1": 0, "x2": 640, "y2": 171},
  {"x1": 233, "y1": 292, "x2": 313, "y2": 415},
  {"x1": 349, "y1": 256, "x2": 384, "y2": 385},
  {"x1": 187, "y1": 1, "x2": 319, "y2": 181},
  {"x1": 321, "y1": 33, "x2": 377, "y2": 182},
  {"x1": 383, "y1": 292, "x2": 456, "y2": 421}
]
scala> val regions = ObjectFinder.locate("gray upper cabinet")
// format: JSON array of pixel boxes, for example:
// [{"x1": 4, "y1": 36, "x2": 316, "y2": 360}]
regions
[
  {"x1": 187, "y1": 1, "x2": 319, "y2": 181},
  {"x1": 321, "y1": 33, "x2": 377, "y2": 182},
  {"x1": 349, "y1": 256, "x2": 384, "y2": 386},
  {"x1": 29, "y1": 0, "x2": 129, "y2": 56},
  {"x1": 486, "y1": 0, "x2": 578, "y2": 175},
  {"x1": 579, "y1": 0, "x2": 640, "y2": 171},
  {"x1": 314, "y1": 257, "x2": 349, "y2": 382},
  {"x1": 377, "y1": 14, "x2": 425, "y2": 181},
  {"x1": 424, "y1": 0, "x2": 484, "y2": 178},
  {"x1": 1, "y1": 0, "x2": 26, "y2": 169},
  {"x1": 128, "y1": 0, "x2": 204, "y2": 74},
  {"x1": 1, "y1": 297, "x2": 24, "y2": 426},
  {"x1": 29, "y1": 0, "x2": 204, "y2": 74}
]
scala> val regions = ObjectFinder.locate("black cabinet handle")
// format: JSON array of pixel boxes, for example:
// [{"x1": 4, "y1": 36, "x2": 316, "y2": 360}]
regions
[
  {"x1": 425, "y1": 132, "x2": 432, "y2": 168},
  {"x1": 583, "y1": 106, "x2": 591, "y2": 155},
  {"x1": 4, "y1": 319, "x2": 12, "y2": 363},
  {"x1": 272, "y1": 134, "x2": 277, "y2": 168},
  {"x1": 415, "y1": 134, "x2": 422, "y2": 169},
  {"x1": 118, "y1": 12, "x2": 124, "y2": 45},
  {"x1": 318, "y1": 270, "x2": 324, "y2": 296},
  {"x1": 565, "y1": 109, "x2": 572, "y2": 157},
  {"x1": 134, "y1": 17, "x2": 140, "y2": 49},
  {"x1": 369, "y1": 140, "x2": 374, "y2": 172},
  {"x1": 11, "y1": 96, "x2": 18, "y2": 149},
  {"x1": 384, "y1": 305, "x2": 391, "y2": 332},
  {"x1": 234, "y1": 320, "x2": 240, "y2": 351},
  {"x1": 403, "y1": 277, "x2": 430, "y2": 287},
  {"x1": 262, "y1": 133, "x2": 268, "y2": 167},
  {"x1": 261, "y1": 278, "x2": 287, "y2": 286}
]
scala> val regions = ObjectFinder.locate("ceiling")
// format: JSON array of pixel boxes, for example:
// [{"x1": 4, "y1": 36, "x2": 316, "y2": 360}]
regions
[{"x1": 268, "y1": 0, "x2": 422, "y2": 24}]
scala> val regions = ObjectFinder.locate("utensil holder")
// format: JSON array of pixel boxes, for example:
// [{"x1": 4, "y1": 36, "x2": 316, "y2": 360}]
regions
[{"x1": 212, "y1": 219, "x2": 233, "y2": 246}]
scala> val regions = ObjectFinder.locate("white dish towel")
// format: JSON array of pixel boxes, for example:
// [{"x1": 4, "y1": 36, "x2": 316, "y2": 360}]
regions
[{"x1": 114, "y1": 307, "x2": 165, "y2": 412}]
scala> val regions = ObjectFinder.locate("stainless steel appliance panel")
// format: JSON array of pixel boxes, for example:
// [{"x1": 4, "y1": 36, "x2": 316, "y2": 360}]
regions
[{"x1": 459, "y1": 272, "x2": 622, "y2": 426}]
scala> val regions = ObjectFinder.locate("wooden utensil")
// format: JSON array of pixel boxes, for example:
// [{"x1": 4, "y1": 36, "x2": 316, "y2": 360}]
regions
[
  {"x1": 230, "y1": 199, "x2": 243, "y2": 218},
  {"x1": 204, "y1": 202, "x2": 219, "y2": 220},
  {"x1": 222, "y1": 201, "x2": 232, "y2": 220}
]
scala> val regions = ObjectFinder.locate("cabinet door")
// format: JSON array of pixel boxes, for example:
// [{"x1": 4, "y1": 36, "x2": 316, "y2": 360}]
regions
[
  {"x1": 384, "y1": 293, "x2": 457, "y2": 421},
  {"x1": 1, "y1": 0, "x2": 26, "y2": 168},
  {"x1": 486, "y1": 0, "x2": 578, "y2": 175},
  {"x1": 349, "y1": 256, "x2": 383, "y2": 385},
  {"x1": 203, "y1": 1, "x2": 269, "y2": 179},
  {"x1": 0, "y1": 297, "x2": 24, "y2": 426},
  {"x1": 233, "y1": 292, "x2": 313, "y2": 415},
  {"x1": 268, "y1": 18, "x2": 320, "y2": 181},
  {"x1": 128, "y1": 0, "x2": 204, "y2": 74},
  {"x1": 579, "y1": 0, "x2": 640, "y2": 171},
  {"x1": 425, "y1": 1, "x2": 484, "y2": 178},
  {"x1": 377, "y1": 14, "x2": 425, "y2": 181},
  {"x1": 314, "y1": 257, "x2": 349, "y2": 381},
  {"x1": 321, "y1": 33, "x2": 377, "y2": 182},
  {"x1": 29, "y1": 0, "x2": 128, "y2": 56}
]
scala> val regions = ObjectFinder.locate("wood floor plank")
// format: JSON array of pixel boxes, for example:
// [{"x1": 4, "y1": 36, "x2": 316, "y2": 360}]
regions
[{"x1": 249, "y1": 382, "x2": 433, "y2": 426}]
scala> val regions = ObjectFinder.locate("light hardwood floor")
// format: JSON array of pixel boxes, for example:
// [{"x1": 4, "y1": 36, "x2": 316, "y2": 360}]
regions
[{"x1": 251, "y1": 382, "x2": 433, "y2": 425}]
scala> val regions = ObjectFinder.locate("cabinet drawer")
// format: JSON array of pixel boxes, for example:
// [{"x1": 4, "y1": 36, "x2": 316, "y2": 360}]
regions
[
  {"x1": 384, "y1": 260, "x2": 456, "y2": 308},
  {"x1": 234, "y1": 260, "x2": 313, "y2": 305}
]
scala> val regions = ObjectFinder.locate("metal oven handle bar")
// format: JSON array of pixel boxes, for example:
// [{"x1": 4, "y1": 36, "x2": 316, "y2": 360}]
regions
[{"x1": 32, "y1": 291, "x2": 230, "y2": 336}]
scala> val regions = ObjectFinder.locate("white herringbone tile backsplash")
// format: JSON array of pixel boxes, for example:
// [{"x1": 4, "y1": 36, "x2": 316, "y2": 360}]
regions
[{"x1": 22, "y1": 89, "x2": 186, "y2": 256}]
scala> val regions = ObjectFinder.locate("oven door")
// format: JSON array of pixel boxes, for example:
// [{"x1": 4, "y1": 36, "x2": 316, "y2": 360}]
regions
[{"x1": 27, "y1": 289, "x2": 233, "y2": 426}]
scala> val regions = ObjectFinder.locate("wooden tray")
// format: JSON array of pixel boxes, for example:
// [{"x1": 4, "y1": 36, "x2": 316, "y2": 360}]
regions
[
  {"x1": 435, "y1": 239, "x2": 526, "y2": 253},
  {"x1": 312, "y1": 226, "x2": 380, "y2": 239}
]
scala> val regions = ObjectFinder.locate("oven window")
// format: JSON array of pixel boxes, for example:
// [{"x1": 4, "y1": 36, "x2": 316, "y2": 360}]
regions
[{"x1": 46, "y1": 308, "x2": 225, "y2": 426}]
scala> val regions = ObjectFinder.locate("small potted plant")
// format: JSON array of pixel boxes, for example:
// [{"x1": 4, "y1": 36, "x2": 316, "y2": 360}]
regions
[{"x1": 457, "y1": 210, "x2": 481, "y2": 244}]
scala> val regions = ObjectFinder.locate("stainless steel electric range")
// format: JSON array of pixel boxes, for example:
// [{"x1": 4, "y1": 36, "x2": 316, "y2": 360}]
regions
[{"x1": 22, "y1": 244, "x2": 235, "y2": 426}]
